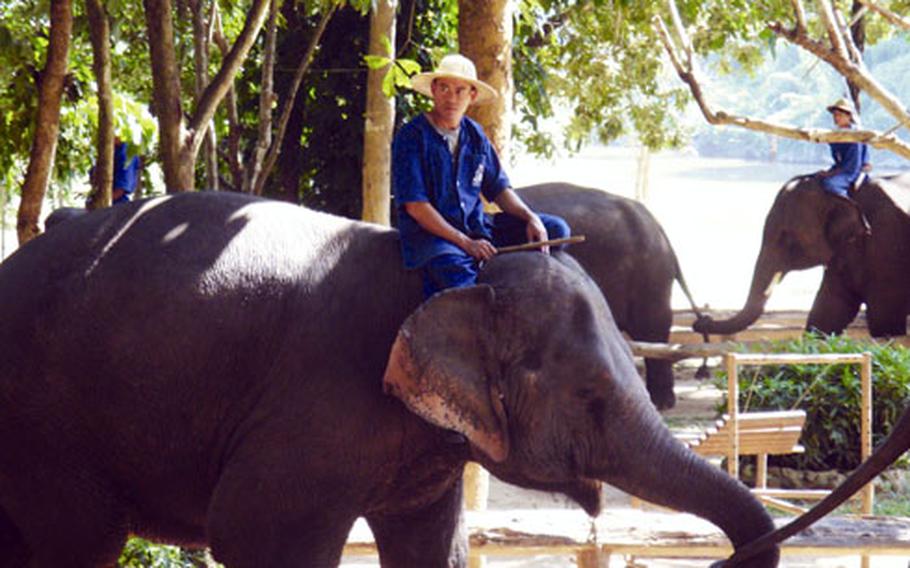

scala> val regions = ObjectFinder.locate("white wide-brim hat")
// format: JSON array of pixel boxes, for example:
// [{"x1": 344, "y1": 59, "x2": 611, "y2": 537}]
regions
[
  {"x1": 826, "y1": 97, "x2": 856, "y2": 120},
  {"x1": 410, "y1": 54, "x2": 497, "y2": 104}
]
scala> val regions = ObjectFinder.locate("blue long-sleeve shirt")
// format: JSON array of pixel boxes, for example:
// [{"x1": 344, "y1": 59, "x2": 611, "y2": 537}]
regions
[{"x1": 392, "y1": 114, "x2": 510, "y2": 269}]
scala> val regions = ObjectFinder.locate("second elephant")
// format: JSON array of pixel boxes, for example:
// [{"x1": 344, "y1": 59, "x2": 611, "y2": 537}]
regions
[
  {"x1": 694, "y1": 173, "x2": 910, "y2": 337},
  {"x1": 517, "y1": 183, "x2": 700, "y2": 410}
]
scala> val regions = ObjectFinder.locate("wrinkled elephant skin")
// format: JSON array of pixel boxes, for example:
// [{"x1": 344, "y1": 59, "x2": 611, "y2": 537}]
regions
[
  {"x1": 0, "y1": 192, "x2": 777, "y2": 567},
  {"x1": 517, "y1": 183, "x2": 697, "y2": 410},
  {"x1": 694, "y1": 173, "x2": 910, "y2": 337}
]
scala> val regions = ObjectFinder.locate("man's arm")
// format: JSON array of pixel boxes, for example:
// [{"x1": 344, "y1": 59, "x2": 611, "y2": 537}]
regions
[
  {"x1": 493, "y1": 188, "x2": 548, "y2": 249},
  {"x1": 404, "y1": 201, "x2": 497, "y2": 261}
]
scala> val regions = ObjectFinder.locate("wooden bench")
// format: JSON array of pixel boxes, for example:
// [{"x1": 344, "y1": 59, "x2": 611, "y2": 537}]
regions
[
  {"x1": 687, "y1": 409, "x2": 811, "y2": 512},
  {"x1": 681, "y1": 352, "x2": 875, "y2": 514}
]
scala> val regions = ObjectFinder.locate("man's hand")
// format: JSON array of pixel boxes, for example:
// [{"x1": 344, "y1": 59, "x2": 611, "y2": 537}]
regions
[
  {"x1": 461, "y1": 237, "x2": 497, "y2": 261},
  {"x1": 525, "y1": 213, "x2": 549, "y2": 254}
]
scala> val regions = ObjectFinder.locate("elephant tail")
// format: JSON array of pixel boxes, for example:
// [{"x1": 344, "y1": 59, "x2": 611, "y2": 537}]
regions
[{"x1": 661, "y1": 223, "x2": 708, "y2": 336}]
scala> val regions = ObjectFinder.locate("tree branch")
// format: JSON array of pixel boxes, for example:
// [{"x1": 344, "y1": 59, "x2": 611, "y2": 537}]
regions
[
  {"x1": 858, "y1": 0, "x2": 910, "y2": 31},
  {"x1": 815, "y1": 0, "x2": 849, "y2": 60},
  {"x1": 769, "y1": 21, "x2": 910, "y2": 132},
  {"x1": 186, "y1": 0, "x2": 270, "y2": 158},
  {"x1": 790, "y1": 0, "x2": 808, "y2": 31},
  {"x1": 252, "y1": 4, "x2": 336, "y2": 197},
  {"x1": 656, "y1": 6, "x2": 910, "y2": 161},
  {"x1": 243, "y1": 0, "x2": 279, "y2": 193}
]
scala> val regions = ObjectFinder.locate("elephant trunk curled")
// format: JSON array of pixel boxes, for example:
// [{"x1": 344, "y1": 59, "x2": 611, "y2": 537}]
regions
[{"x1": 693, "y1": 247, "x2": 783, "y2": 336}]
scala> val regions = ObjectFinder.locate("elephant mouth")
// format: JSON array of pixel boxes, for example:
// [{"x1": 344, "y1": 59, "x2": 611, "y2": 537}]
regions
[{"x1": 564, "y1": 477, "x2": 604, "y2": 516}]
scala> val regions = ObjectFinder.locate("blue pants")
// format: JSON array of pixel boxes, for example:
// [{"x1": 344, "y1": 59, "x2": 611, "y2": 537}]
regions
[
  {"x1": 421, "y1": 212, "x2": 570, "y2": 298},
  {"x1": 821, "y1": 175, "x2": 853, "y2": 198}
]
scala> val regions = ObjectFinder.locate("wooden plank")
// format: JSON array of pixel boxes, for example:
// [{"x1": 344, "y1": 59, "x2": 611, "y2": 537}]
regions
[{"x1": 342, "y1": 508, "x2": 910, "y2": 559}]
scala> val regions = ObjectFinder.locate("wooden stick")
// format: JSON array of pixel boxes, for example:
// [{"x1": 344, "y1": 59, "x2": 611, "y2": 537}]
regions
[{"x1": 496, "y1": 235, "x2": 586, "y2": 254}]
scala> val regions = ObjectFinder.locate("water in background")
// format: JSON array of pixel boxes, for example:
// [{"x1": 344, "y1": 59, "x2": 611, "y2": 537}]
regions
[{"x1": 510, "y1": 145, "x2": 826, "y2": 311}]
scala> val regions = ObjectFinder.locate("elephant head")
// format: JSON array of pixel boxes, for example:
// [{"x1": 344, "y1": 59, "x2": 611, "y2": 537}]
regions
[
  {"x1": 694, "y1": 176, "x2": 868, "y2": 336},
  {"x1": 721, "y1": 406, "x2": 910, "y2": 565},
  {"x1": 384, "y1": 252, "x2": 780, "y2": 566}
]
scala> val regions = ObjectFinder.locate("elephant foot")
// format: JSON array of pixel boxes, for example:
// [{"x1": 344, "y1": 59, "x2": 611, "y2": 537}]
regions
[{"x1": 650, "y1": 390, "x2": 676, "y2": 411}]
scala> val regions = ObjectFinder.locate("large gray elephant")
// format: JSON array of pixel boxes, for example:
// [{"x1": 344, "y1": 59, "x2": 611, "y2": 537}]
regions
[
  {"x1": 0, "y1": 192, "x2": 778, "y2": 567},
  {"x1": 694, "y1": 173, "x2": 910, "y2": 337},
  {"x1": 517, "y1": 183, "x2": 701, "y2": 410}
]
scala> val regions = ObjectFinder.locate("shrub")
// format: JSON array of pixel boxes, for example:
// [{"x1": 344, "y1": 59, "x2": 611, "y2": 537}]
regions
[
  {"x1": 118, "y1": 538, "x2": 212, "y2": 568},
  {"x1": 715, "y1": 333, "x2": 910, "y2": 471}
]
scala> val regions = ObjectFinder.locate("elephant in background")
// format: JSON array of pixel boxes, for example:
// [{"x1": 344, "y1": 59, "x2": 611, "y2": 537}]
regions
[
  {"x1": 0, "y1": 192, "x2": 779, "y2": 567},
  {"x1": 517, "y1": 183, "x2": 702, "y2": 410},
  {"x1": 694, "y1": 173, "x2": 910, "y2": 337}
]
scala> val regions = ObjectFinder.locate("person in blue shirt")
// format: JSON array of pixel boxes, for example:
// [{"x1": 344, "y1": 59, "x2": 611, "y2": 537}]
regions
[
  {"x1": 816, "y1": 98, "x2": 870, "y2": 198},
  {"x1": 392, "y1": 54, "x2": 570, "y2": 298},
  {"x1": 87, "y1": 137, "x2": 142, "y2": 207},
  {"x1": 112, "y1": 138, "x2": 141, "y2": 203}
]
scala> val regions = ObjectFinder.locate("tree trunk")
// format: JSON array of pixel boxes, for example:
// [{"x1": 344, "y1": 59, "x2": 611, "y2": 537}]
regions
[
  {"x1": 360, "y1": 0, "x2": 397, "y2": 225},
  {"x1": 458, "y1": 0, "x2": 513, "y2": 164},
  {"x1": 17, "y1": 0, "x2": 73, "y2": 245},
  {"x1": 144, "y1": 0, "x2": 189, "y2": 191},
  {"x1": 144, "y1": 0, "x2": 271, "y2": 192},
  {"x1": 251, "y1": 4, "x2": 336, "y2": 197},
  {"x1": 87, "y1": 0, "x2": 114, "y2": 210},
  {"x1": 848, "y1": 0, "x2": 866, "y2": 113},
  {"x1": 244, "y1": 0, "x2": 279, "y2": 194},
  {"x1": 190, "y1": 0, "x2": 218, "y2": 190}
]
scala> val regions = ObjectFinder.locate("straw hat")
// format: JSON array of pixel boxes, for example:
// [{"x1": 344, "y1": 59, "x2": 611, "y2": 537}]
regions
[
  {"x1": 409, "y1": 54, "x2": 497, "y2": 104},
  {"x1": 826, "y1": 98, "x2": 856, "y2": 119}
]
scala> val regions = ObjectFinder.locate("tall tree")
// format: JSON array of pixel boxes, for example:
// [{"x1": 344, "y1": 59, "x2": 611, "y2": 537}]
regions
[
  {"x1": 458, "y1": 0, "x2": 513, "y2": 163},
  {"x1": 143, "y1": 0, "x2": 270, "y2": 191},
  {"x1": 86, "y1": 0, "x2": 114, "y2": 210},
  {"x1": 16, "y1": 0, "x2": 73, "y2": 245},
  {"x1": 361, "y1": 0, "x2": 397, "y2": 225}
]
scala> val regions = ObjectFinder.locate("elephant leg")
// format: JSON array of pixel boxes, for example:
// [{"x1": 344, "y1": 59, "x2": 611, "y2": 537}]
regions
[
  {"x1": 207, "y1": 461, "x2": 356, "y2": 568},
  {"x1": 807, "y1": 268, "x2": 862, "y2": 335},
  {"x1": 865, "y1": 288, "x2": 908, "y2": 337},
  {"x1": 367, "y1": 478, "x2": 468, "y2": 568},
  {"x1": 624, "y1": 301, "x2": 676, "y2": 410},
  {"x1": 0, "y1": 466, "x2": 126, "y2": 567},
  {"x1": 0, "y1": 506, "x2": 29, "y2": 568}
]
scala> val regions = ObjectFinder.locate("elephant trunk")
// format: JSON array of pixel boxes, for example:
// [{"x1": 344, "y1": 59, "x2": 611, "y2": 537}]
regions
[
  {"x1": 724, "y1": 407, "x2": 910, "y2": 565},
  {"x1": 593, "y1": 402, "x2": 779, "y2": 567},
  {"x1": 693, "y1": 248, "x2": 784, "y2": 336}
]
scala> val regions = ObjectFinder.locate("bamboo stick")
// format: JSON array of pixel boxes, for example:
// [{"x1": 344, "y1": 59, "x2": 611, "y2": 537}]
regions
[{"x1": 496, "y1": 235, "x2": 586, "y2": 253}]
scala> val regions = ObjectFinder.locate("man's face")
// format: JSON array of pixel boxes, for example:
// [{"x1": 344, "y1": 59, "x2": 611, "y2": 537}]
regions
[
  {"x1": 430, "y1": 77, "x2": 477, "y2": 127},
  {"x1": 832, "y1": 109, "x2": 852, "y2": 128}
]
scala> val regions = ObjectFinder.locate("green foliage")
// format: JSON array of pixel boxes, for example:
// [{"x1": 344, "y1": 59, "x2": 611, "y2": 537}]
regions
[
  {"x1": 118, "y1": 538, "x2": 212, "y2": 568},
  {"x1": 363, "y1": 35, "x2": 422, "y2": 98},
  {"x1": 716, "y1": 334, "x2": 910, "y2": 471}
]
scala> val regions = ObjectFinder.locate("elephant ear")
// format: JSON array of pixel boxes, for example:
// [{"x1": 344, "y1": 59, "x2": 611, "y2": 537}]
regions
[
  {"x1": 383, "y1": 285, "x2": 509, "y2": 463},
  {"x1": 826, "y1": 196, "x2": 869, "y2": 249}
]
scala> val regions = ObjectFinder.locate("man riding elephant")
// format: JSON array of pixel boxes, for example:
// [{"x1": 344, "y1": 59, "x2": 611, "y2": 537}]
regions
[{"x1": 392, "y1": 53, "x2": 570, "y2": 298}]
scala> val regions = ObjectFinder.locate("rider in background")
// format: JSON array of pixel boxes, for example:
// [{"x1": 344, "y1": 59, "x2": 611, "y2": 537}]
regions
[{"x1": 816, "y1": 98, "x2": 871, "y2": 198}]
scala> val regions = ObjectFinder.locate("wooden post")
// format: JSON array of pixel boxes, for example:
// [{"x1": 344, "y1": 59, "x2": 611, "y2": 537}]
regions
[
  {"x1": 860, "y1": 351, "x2": 874, "y2": 515},
  {"x1": 464, "y1": 462, "x2": 489, "y2": 511},
  {"x1": 756, "y1": 453, "x2": 768, "y2": 489},
  {"x1": 577, "y1": 548, "x2": 610, "y2": 568},
  {"x1": 725, "y1": 353, "x2": 739, "y2": 479}
]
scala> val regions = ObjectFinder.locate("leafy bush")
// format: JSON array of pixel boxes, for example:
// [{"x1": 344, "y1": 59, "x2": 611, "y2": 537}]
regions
[
  {"x1": 118, "y1": 538, "x2": 212, "y2": 568},
  {"x1": 715, "y1": 333, "x2": 910, "y2": 471}
]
